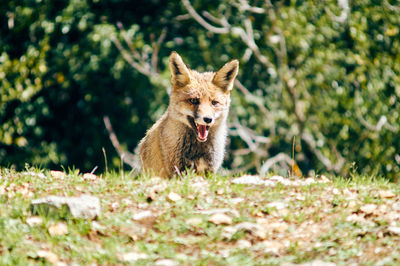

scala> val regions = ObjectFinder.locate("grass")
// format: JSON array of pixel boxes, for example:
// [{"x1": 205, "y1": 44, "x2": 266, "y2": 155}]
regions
[{"x1": 0, "y1": 168, "x2": 399, "y2": 265}]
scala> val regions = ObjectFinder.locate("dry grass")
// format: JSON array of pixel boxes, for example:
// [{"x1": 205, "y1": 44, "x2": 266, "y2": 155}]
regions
[{"x1": 0, "y1": 168, "x2": 399, "y2": 265}]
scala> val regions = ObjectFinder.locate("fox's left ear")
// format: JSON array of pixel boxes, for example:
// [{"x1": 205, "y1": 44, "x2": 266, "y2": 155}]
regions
[
  {"x1": 212, "y1": 59, "x2": 239, "y2": 92},
  {"x1": 169, "y1": 51, "x2": 192, "y2": 88}
]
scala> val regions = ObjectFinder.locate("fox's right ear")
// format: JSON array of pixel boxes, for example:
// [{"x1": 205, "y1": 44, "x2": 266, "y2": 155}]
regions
[
  {"x1": 169, "y1": 52, "x2": 191, "y2": 88},
  {"x1": 212, "y1": 59, "x2": 239, "y2": 92}
]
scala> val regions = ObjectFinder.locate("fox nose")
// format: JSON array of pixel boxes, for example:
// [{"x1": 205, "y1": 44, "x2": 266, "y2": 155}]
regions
[{"x1": 203, "y1": 117, "x2": 213, "y2": 124}]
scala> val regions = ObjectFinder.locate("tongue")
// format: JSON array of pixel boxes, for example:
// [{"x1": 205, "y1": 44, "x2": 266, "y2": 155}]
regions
[{"x1": 197, "y1": 125, "x2": 209, "y2": 141}]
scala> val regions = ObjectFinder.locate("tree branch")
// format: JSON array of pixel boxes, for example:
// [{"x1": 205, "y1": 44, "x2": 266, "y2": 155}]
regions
[
  {"x1": 234, "y1": 79, "x2": 276, "y2": 136},
  {"x1": 260, "y1": 152, "x2": 295, "y2": 176},
  {"x1": 355, "y1": 91, "x2": 397, "y2": 132},
  {"x1": 301, "y1": 132, "x2": 345, "y2": 172},
  {"x1": 181, "y1": 0, "x2": 229, "y2": 34},
  {"x1": 233, "y1": 0, "x2": 266, "y2": 14},
  {"x1": 103, "y1": 116, "x2": 141, "y2": 170},
  {"x1": 151, "y1": 28, "x2": 168, "y2": 73}
]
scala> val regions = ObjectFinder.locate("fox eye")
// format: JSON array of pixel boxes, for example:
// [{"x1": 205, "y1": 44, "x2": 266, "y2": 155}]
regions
[
  {"x1": 212, "y1": 100, "x2": 219, "y2": 106},
  {"x1": 189, "y1": 98, "x2": 200, "y2": 105}
]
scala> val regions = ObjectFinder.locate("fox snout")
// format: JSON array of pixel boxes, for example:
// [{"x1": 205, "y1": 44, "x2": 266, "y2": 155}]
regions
[
  {"x1": 195, "y1": 102, "x2": 217, "y2": 125},
  {"x1": 202, "y1": 116, "x2": 213, "y2": 124},
  {"x1": 189, "y1": 114, "x2": 215, "y2": 143},
  {"x1": 196, "y1": 115, "x2": 214, "y2": 125}
]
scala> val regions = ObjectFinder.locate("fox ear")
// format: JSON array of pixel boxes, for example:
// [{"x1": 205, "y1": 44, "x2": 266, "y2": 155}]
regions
[
  {"x1": 169, "y1": 52, "x2": 191, "y2": 88},
  {"x1": 212, "y1": 59, "x2": 239, "y2": 92}
]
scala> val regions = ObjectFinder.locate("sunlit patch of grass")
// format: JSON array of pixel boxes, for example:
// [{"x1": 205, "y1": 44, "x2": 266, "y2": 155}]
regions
[{"x1": 0, "y1": 167, "x2": 399, "y2": 264}]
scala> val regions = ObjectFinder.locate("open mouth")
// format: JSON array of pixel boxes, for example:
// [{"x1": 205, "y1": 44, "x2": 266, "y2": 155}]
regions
[{"x1": 187, "y1": 116, "x2": 210, "y2": 142}]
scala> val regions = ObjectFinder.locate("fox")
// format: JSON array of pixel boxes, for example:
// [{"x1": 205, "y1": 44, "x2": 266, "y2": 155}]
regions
[{"x1": 138, "y1": 52, "x2": 239, "y2": 177}]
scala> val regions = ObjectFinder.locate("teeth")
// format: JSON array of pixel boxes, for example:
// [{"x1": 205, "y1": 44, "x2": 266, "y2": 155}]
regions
[{"x1": 195, "y1": 122, "x2": 209, "y2": 141}]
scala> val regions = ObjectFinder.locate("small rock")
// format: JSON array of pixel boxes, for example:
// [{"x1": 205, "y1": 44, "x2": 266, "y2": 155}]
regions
[
  {"x1": 119, "y1": 225, "x2": 147, "y2": 241},
  {"x1": 270, "y1": 175, "x2": 292, "y2": 186},
  {"x1": 37, "y1": 250, "x2": 59, "y2": 264},
  {"x1": 296, "y1": 195, "x2": 306, "y2": 201},
  {"x1": 118, "y1": 252, "x2": 148, "y2": 262},
  {"x1": 261, "y1": 240, "x2": 283, "y2": 256},
  {"x1": 191, "y1": 178, "x2": 209, "y2": 194},
  {"x1": 304, "y1": 177, "x2": 316, "y2": 184},
  {"x1": 347, "y1": 200, "x2": 358, "y2": 210},
  {"x1": 48, "y1": 222, "x2": 68, "y2": 236},
  {"x1": 376, "y1": 257, "x2": 394, "y2": 266},
  {"x1": 319, "y1": 175, "x2": 331, "y2": 183},
  {"x1": 298, "y1": 260, "x2": 336, "y2": 266},
  {"x1": 132, "y1": 210, "x2": 154, "y2": 221},
  {"x1": 387, "y1": 226, "x2": 400, "y2": 235},
  {"x1": 379, "y1": 190, "x2": 396, "y2": 199},
  {"x1": 237, "y1": 239, "x2": 252, "y2": 249},
  {"x1": 375, "y1": 247, "x2": 383, "y2": 254},
  {"x1": 122, "y1": 198, "x2": 133, "y2": 205},
  {"x1": 138, "y1": 202, "x2": 149, "y2": 209},
  {"x1": 155, "y1": 259, "x2": 179, "y2": 266},
  {"x1": 343, "y1": 189, "x2": 358, "y2": 200},
  {"x1": 392, "y1": 202, "x2": 400, "y2": 211},
  {"x1": 270, "y1": 175, "x2": 285, "y2": 182},
  {"x1": 196, "y1": 208, "x2": 240, "y2": 217},
  {"x1": 146, "y1": 190, "x2": 158, "y2": 201},
  {"x1": 230, "y1": 197, "x2": 244, "y2": 204},
  {"x1": 267, "y1": 201, "x2": 287, "y2": 210},
  {"x1": 149, "y1": 176, "x2": 164, "y2": 185},
  {"x1": 218, "y1": 249, "x2": 231, "y2": 258},
  {"x1": 232, "y1": 175, "x2": 278, "y2": 187},
  {"x1": 110, "y1": 201, "x2": 120, "y2": 211},
  {"x1": 222, "y1": 226, "x2": 237, "y2": 239},
  {"x1": 342, "y1": 188, "x2": 352, "y2": 196},
  {"x1": 232, "y1": 175, "x2": 265, "y2": 185},
  {"x1": 234, "y1": 222, "x2": 267, "y2": 239},
  {"x1": 378, "y1": 204, "x2": 388, "y2": 214},
  {"x1": 186, "y1": 217, "x2": 203, "y2": 226},
  {"x1": 151, "y1": 183, "x2": 168, "y2": 193},
  {"x1": 216, "y1": 188, "x2": 224, "y2": 195},
  {"x1": 50, "y1": 170, "x2": 66, "y2": 179},
  {"x1": 268, "y1": 221, "x2": 289, "y2": 233},
  {"x1": 168, "y1": 192, "x2": 182, "y2": 202},
  {"x1": 91, "y1": 221, "x2": 106, "y2": 233},
  {"x1": 223, "y1": 222, "x2": 269, "y2": 239},
  {"x1": 147, "y1": 183, "x2": 168, "y2": 201},
  {"x1": 332, "y1": 188, "x2": 340, "y2": 195},
  {"x1": 23, "y1": 172, "x2": 47, "y2": 179},
  {"x1": 346, "y1": 214, "x2": 365, "y2": 223},
  {"x1": 208, "y1": 213, "x2": 232, "y2": 225},
  {"x1": 31, "y1": 195, "x2": 100, "y2": 219},
  {"x1": 263, "y1": 180, "x2": 277, "y2": 187},
  {"x1": 221, "y1": 226, "x2": 237, "y2": 240},
  {"x1": 360, "y1": 204, "x2": 377, "y2": 214},
  {"x1": 385, "y1": 211, "x2": 400, "y2": 222},
  {"x1": 26, "y1": 216, "x2": 43, "y2": 226},
  {"x1": 205, "y1": 196, "x2": 213, "y2": 204},
  {"x1": 82, "y1": 173, "x2": 97, "y2": 180}
]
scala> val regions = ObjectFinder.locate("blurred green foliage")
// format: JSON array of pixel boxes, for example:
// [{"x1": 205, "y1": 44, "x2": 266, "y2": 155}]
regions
[{"x1": 0, "y1": 0, "x2": 399, "y2": 179}]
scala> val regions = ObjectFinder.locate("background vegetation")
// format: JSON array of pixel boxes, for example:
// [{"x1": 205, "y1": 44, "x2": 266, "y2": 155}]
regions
[{"x1": 1, "y1": 0, "x2": 399, "y2": 180}]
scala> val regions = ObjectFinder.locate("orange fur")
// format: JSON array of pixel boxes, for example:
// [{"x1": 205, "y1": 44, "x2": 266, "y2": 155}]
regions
[{"x1": 139, "y1": 52, "x2": 238, "y2": 177}]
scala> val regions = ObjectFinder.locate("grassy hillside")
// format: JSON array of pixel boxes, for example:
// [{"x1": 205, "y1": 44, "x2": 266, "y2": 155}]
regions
[{"x1": 1, "y1": 168, "x2": 399, "y2": 265}]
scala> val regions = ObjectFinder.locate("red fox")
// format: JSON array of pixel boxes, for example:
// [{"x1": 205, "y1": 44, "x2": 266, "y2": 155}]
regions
[{"x1": 139, "y1": 52, "x2": 239, "y2": 177}]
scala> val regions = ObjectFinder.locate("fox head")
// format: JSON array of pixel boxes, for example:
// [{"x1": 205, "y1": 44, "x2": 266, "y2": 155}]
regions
[{"x1": 168, "y1": 52, "x2": 239, "y2": 142}]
